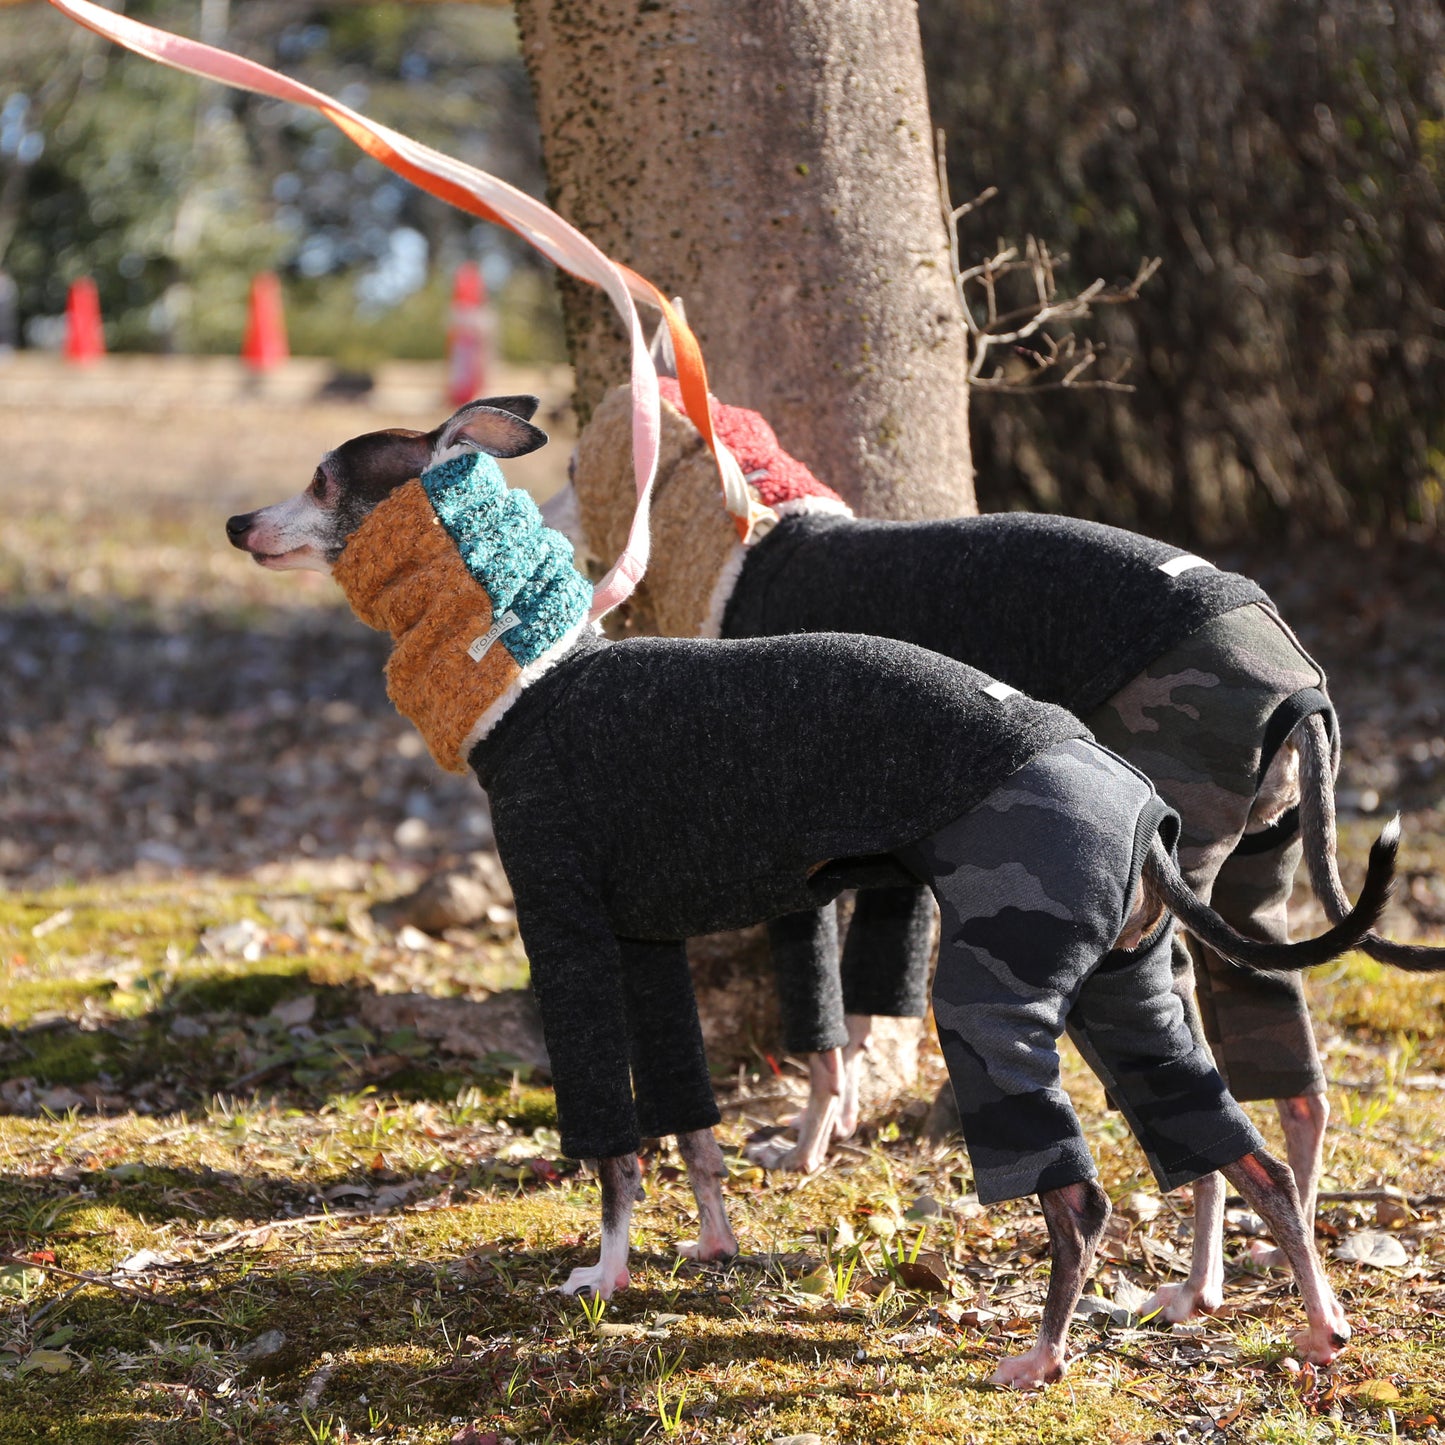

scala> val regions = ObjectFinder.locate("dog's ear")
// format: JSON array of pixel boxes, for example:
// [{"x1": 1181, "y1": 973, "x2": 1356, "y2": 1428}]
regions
[
  {"x1": 433, "y1": 399, "x2": 548, "y2": 459},
  {"x1": 475, "y1": 394, "x2": 542, "y2": 422}
]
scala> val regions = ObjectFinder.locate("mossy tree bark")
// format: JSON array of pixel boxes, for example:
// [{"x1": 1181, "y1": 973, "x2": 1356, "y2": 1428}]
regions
[
  {"x1": 514, "y1": 0, "x2": 974, "y2": 521},
  {"x1": 515, "y1": 0, "x2": 970, "y2": 1080}
]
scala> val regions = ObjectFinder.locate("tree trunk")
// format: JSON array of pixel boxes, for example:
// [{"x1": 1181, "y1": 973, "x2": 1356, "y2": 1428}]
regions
[
  {"x1": 515, "y1": 0, "x2": 974, "y2": 520},
  {"x1": 515, "y1": 0, "x2": 973, "y2": 1099}
]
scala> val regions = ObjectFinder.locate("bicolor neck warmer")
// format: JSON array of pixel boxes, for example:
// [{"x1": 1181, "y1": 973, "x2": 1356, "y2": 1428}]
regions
[
  {"x1": 333, "y1": 448, "x2": 594, "y2": 773},
  {"x1": 573, "y1": 378, "x2": 852, "y2": 640}
]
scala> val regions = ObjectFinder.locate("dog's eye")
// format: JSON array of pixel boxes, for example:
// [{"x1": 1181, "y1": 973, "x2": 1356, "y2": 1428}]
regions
[{"x1": 310, "y1": 471, "x2": 327, "y2": 499}]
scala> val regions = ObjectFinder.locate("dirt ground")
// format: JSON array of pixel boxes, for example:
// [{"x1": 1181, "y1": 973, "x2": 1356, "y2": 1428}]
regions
[{"x1": 1, "y1": 366, "x2": 1444, "y2": 1444}]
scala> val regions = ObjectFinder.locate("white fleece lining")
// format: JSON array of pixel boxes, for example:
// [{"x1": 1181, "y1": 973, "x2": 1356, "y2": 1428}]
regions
[
  {"x1": 770, "y1": 495, "x2": 854, "y2": 520},
  {"x1": 697, "y1": 543, "x2": 749, "y2": 639},
  {"x1": 459, "y1": 618, "x2": 599, "y2": 758}
]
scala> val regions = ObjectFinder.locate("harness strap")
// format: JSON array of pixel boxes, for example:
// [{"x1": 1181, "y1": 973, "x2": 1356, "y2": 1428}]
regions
[{"x1": 45, "y1": 0, "x2": 767, "y2": 613}]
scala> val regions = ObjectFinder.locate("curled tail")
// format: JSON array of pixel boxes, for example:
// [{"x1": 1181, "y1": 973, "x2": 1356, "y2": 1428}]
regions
[
  {"x1": 1145, "y1": 819, "x2": 1397, "y2": 973},
  {"x1": 1298, "y1": 712, "x2": 1445, "y2": 972}
]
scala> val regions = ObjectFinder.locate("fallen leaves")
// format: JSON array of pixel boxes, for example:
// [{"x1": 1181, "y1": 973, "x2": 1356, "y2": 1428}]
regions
[{"x1": 1335, "y1": 1230, "x2": 1411, "y2": 1268}]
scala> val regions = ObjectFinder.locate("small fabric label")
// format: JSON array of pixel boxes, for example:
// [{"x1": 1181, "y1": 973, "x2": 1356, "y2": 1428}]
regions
[
  {"x1": 982, "y1": 680, "x2": 1019, "y2": 701},
  {"x1": 467, "y1": 610, "x2": 521, "y2": 662},
  {"x1": 1158, "y1": 553, "x2": 1215, "y2": 578}
]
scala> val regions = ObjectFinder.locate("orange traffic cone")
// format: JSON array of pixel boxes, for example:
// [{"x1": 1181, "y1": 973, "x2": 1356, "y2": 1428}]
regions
[
  {"x1": 64, "y1": 277, "x2": 105, "y2": 364},
  {"x1": 447, "y1": 261, "x2": 494, "y2": 406},
  {"x1": 241, "y1": 271, "x2": 289, "y2": 371}
]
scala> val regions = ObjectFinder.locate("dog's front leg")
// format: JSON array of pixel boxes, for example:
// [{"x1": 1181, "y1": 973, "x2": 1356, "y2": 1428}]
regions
[
  {"x1": 675, "y1": 1128, "x2": 740, "y2": 1261},
  {"x1": 991, "y1": 1180, "x2": 1111, "y2": 1388},
  {"x1": 1221, "y1": 1150, "x2": 1349, "y2": 1365},
  {"x1": 563, "y1": 1153, "x2": 644, "y2": 1299},
  {"x1": 1142, "y1": 1170, "x2": 1226, "y2": 1322}
]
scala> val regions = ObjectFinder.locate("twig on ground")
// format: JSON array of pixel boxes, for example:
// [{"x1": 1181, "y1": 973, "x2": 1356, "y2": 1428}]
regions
[{"x1": 0, "y1": 1250, "x2": 171, "y2": 1308}]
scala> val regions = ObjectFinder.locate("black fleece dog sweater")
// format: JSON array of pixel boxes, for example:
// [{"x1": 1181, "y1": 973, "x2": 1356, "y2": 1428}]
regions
[
  {"x1": 723, "y1": 511, "x2": 1269, "y2": 716},
  {"x1": 469, "y1": 629, "x2": 1084, "y2": 1160}
]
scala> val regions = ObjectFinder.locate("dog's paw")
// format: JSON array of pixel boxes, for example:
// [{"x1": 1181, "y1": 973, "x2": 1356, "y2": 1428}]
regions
[
  {"x1": 989, "y1": 1345, "x2": 1066, "y2": 1390},
  {"x1": 1293, "y1": 1307, "x2": 1351, "y2": 1366},
  {"x1": 744, "y1": 1133, "x2": 826, "y2": 1174},
  {"x1": 676, "y1": 1232, "x2": 738, "y2": 1263},
  {"x1": 1141, "y1": 1278, "x2": 1223, "y2": 1323},
  {"x1": 1246, "y1": 1239, "x2": 1288, "y2": 1270},
  {"x1": 561, "y1": 1262, "x2": 629, "y2": 1298}
]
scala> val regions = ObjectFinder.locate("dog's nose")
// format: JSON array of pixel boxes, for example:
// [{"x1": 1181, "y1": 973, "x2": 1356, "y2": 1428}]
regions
[{"x1": 225, "y1": 512, "x2": 254, "y2": 546}]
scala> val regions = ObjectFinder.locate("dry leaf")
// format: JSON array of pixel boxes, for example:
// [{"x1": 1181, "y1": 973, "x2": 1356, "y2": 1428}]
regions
[
  {"x1": 270, "y1": 993, "x2": 316, "y2": 1028},
  {"x1": 894, "y1": 1251, "x2": 952, "y2": 1295},
  {"x1": 18, "y1": 1348, "x2": 72, "y2": 1376},
  {"x1": 1342, "y1": 1379, "x2": 1402, "y2": 1403},
  {"x1": 1336, "y1": 1230, "x2": 1409, "y2": 1267}
]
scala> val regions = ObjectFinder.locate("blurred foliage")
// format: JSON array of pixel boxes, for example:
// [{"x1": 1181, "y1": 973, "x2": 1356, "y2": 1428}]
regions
[
  {"x1": 0, "y1": 0, "x2": 565, "y2": 366},
  {"x1": 922, "y1": 0, "x2": 1445, "y2": 539}
]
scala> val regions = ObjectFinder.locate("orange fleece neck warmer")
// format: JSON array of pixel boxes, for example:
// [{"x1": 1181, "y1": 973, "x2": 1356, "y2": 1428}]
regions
[{"x1": 332, "y1": 452, "x2": 591, "y2": 772}]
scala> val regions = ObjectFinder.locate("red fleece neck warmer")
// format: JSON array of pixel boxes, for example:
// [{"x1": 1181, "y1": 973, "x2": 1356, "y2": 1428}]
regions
[{"x1": 657, "y1": 377, "x2": 850, "y2": 516}]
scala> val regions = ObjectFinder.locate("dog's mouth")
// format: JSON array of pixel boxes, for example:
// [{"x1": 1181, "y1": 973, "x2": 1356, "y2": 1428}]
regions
[{"x1": 250, "y1": 546, "x2": 310, "y2": 569}]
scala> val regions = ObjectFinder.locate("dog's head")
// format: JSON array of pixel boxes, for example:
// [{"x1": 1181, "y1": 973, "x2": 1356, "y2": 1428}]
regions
[{"x1": 225, "y1": 395, "x2": 548, "y2": 572}]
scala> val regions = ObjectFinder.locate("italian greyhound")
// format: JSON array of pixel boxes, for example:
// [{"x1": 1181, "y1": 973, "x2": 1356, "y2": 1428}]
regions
[{"x1": 557, "y1": 357, "x2": 1445, "y2": 1331}]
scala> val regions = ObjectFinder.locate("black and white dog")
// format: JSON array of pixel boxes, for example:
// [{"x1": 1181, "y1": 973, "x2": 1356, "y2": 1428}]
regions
[{"x1": 225, "y1": 399, "x2": 1394, "y2": 1387}]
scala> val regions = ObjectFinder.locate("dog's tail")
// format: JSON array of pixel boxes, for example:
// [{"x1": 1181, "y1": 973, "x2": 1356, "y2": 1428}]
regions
[
  {"x1": 1297, "y1": 712, "x2": 1445, "y2": 971},
  {"x1": 1144, "y1": 815, "x2": 1398, "y2": 972}
]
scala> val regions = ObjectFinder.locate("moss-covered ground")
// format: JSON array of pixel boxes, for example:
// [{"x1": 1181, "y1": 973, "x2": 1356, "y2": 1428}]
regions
[{"x1": 2, "y1": 875, "x2": 1444, "y2": 1445}]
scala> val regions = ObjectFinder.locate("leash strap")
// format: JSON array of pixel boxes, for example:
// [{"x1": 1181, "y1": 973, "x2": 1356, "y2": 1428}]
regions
[{"x1": 44, "y1": 0, "x2": 768, "y2": 611}]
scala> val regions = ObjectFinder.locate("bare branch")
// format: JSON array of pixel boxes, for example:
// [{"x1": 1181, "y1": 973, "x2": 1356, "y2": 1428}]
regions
[{"x1": 936, "y1": 129, "x2": 1160, "y2": 396}]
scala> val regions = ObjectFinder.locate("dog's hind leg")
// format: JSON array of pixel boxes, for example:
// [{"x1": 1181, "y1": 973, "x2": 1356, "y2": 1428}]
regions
[
  {"x1": 1221, "y1": 1150, "x2": 1349, "y2": 1364},
  {"x1": 1248, "y1": 1091, "x2": 1329, "y2": 1269},
  {"x1": 746, "y1": 1048, "x2": 843, "y2": 1172},
  {"x1": 675, "y1": 1127, "x2": 740, "y2": 1261},
  {"x1": 992, "y1": 1181, "x2": 1111, "y2": 1387},
  {"x1": 563, "y1": 1153, "x2": 644, "y2": 1299},
  {"x1": 1142, "y1": 1171, "x2": 1226, "y2": 1322}
]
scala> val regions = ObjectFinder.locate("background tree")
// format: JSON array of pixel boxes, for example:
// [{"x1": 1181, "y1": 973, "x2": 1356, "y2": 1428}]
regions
[
  {"x1": 0, "y1": 0, "x2": 561, "y2": 366},
  {"x1": 515, "y1": 0, "x2": 974, "y2": 521},
  {"x1": 514, "y1": 0, "x2": 974, "y2": 1082}
]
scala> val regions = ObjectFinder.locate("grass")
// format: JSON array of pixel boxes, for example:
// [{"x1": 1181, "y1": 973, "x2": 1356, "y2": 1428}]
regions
[{"x1": 2, "y1": 879, "x2": 1444, "y2": 1443}]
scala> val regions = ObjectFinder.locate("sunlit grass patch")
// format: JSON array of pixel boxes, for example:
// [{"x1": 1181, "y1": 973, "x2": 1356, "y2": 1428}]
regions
[{"x1": 2, "y1": 863, "x2": 1444, "y2": 1440}]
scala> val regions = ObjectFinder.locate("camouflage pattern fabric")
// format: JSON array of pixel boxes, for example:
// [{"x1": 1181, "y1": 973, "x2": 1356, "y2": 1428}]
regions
[
  {"x1": 1083, "y1": 602, "x2": 1330, "y2": 1102},
  {"x1": 901, "y1": 738, "x2": 1263, "y2": 1204}
]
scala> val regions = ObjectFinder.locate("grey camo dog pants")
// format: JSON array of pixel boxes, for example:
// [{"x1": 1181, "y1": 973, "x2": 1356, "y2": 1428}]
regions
[
  {"x1": 897, "y1": 738, "x2": 1263, "y2": 1203},
  {"x1": 1086, "y1": 604, "x2": 1330, "y2": 1102},
  {"x1": 772, "y1": 603, "x2": 1331, "y2": 1107}
]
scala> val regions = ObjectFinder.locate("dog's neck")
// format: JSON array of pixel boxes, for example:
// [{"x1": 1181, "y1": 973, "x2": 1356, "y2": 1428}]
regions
[
  {"x1": 333, "y1": 450, "x2": 593, "y2": 772},
  {"x1": 572, "y1": 379, "x2": 853, "y2": 639}
]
